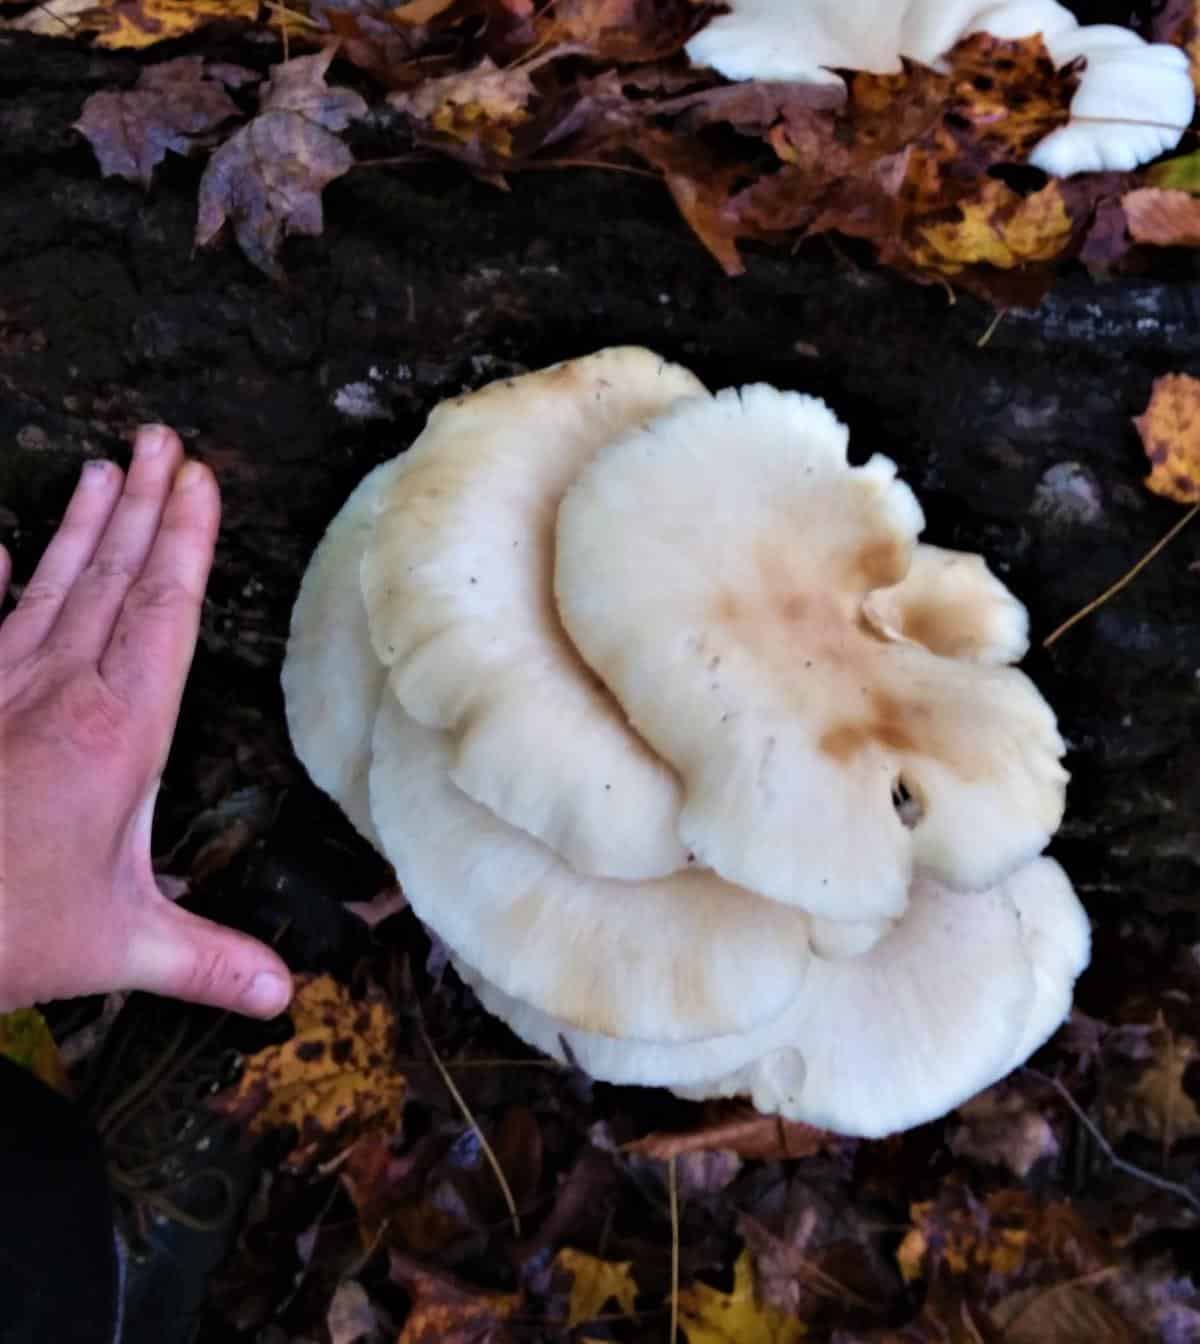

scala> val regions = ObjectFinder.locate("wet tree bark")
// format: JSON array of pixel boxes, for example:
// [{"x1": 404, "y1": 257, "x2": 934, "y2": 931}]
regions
[{"x1": 3, "y1": 30, "x2": 1199, "y2": 944}]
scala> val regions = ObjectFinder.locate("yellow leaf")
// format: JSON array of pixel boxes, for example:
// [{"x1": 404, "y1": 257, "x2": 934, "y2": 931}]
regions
[
  {"x1": 1135, "y1": 373, "x2": 1200, "y2": 505},
  {"x1": 911, "y1": 180, "x2": 1072, "y2": 274},
  {"x1": 554, "y1": 1248, "x2": 638, "y2": 1329},
  {"x1": 1108, "y1": 1019, "x2": 1200, "y2": 1150},
  {"x1": 213, "y1": 972, "x2": 405, "y2": 1169},
  {"x1": 678, "y1": 1250, "x2": 805, "y2": 1344},
  {"x1": 0, "y1": 1009, "x2": 69, "y2": 1095},
  {"x1": 8, "y1": 0, "x2": 258, "y2": 47},
  {"x1": 389, "y1": 59, "x2": 536, "y2": 157}
]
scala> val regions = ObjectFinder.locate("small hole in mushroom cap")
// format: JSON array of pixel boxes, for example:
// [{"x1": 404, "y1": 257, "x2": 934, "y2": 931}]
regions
[{"x1": 892, "y1": 775, "x2": 925, "y2": 830}]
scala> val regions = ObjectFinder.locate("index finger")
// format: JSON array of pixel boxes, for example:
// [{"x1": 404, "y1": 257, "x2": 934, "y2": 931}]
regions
[{"x1": 100, "y1": 460, "x2": 220, "y2": 743}]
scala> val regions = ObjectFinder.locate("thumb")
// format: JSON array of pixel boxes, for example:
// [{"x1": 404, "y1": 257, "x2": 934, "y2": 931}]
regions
[{"x1": 124, "y1": 903, "x2": 293, "y2": 1018}]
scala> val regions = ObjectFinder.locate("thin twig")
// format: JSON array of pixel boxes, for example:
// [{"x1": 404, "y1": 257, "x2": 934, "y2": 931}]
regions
[
  {"x1": 1022, "y1": 1067, "x2": 1200, "y2": 1215},
  {"x1": 668, "y1": 1155, "x2": 679, "y2": 1344},
  {"x1": 1042, "y1": 504, "x2": 1200, "y2": 648},
  {"x1": 976, "y1": 307, "x2": 1006, "y2": 349},
  {"x1": 418, "y1": 1022, "x2": 522, "y2": 1236}
]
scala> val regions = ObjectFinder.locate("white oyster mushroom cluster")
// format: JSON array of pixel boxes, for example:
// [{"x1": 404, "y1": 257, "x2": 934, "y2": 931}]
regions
[
  {"x1": 684, "y1": 0, "x2": 1194, "y2": 177},
  {"x1": 282, "y1": 347, "x2": 1090, "y2": 1138}
]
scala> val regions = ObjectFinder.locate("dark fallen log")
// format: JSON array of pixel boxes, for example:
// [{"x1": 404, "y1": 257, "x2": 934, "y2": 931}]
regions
[{"x1": 2, "y1": 29, "x2": 1198, "y2": 939}]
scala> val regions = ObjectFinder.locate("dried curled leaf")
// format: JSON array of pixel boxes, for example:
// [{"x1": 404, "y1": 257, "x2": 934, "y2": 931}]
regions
[
  {"x1": 626, "y1": 1103, "x2": 833, "y2": 1162},
  {"x1": 679, "y1": 1250, "x2": 805, "y2": 1344},
  {"x1": 554, "y1": 1248, "x2": 638, "y2": 1328},
  {"x1": 211, "y1": 971, "x2": 404, "y2": 1169},
  {"x1": 196, "y1": 47, "x2": 367, "y2": 279},
  {"x1": 75, "y1": 56, "x2": 246, "y2": 187},
  {"x1": 1135, "y1": 373, "x2": 1200, "y2": 504},
  {"x1": 390, "y1": 1253, "x2": 520, "y2": 1344}
]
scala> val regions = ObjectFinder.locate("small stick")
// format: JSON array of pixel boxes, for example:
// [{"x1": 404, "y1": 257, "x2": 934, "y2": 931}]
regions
[
  {"x1": 418, "y1": 1022, "x2": 522, "y2": 1236},
  {"x1": 668, "y1": 1155, "x2": 679, "y2": 1344},
  {"x1": 1022, "y1": 1067, "x2": 1200, "y2": 1215},
  {"x1": 1042, "y1": 504, "x2": 1199, "y2": 649}
]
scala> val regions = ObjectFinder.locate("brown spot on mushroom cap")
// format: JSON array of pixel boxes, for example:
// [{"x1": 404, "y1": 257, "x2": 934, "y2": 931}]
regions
[
  {"x1": 854, "y1": 538, "x2": 907, "y2": 590},
  {"x1": 819, "y1": 690, "x2": 920, "y2": 763}
]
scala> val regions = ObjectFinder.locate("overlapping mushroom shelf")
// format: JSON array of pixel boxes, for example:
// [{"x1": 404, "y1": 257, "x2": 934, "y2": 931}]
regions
[
  {"x1": 683, "y1": 0, "x2": 1192, "y2": 176},
  {"x1": 282, "y1": 346, "x2": 1090, "y2": 1138}
]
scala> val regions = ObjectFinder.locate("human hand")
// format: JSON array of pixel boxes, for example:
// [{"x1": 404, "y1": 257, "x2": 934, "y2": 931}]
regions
[{"x1": 0, "y1": 426, "x2": 292, "y2": 1018}]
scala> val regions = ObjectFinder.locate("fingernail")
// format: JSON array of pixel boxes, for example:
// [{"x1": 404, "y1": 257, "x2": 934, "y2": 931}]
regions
[
  {"x1": 82, "y1": 459, "x2": 113, "y2": 484},
  {"x1": 135, "y1": 425, "x2": 172, "y2": 457},
  {"x1": 244, "y1": 972, "x2": 291, "y2": 1018},
  {"x1": 176, "y1": 461, "x2": 209, "y2": 491}
]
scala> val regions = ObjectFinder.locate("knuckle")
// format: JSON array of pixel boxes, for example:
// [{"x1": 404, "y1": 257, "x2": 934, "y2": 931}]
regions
[
  {"x1": 123, "y1": 575, "x2": 194, "y2": 619},
  {"x1": 17, "y1": 579, "x2": 66, "y2": 611},
  {"x1": 183, "y1": 943, "x2": 240, "y2": 999},
  {"x1": 84, "y1": 556, "x2": 141, "y2": 585}
]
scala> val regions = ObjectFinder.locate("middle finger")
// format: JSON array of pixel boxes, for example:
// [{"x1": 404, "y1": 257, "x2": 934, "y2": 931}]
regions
[{"x1": 50, "y1": 426, "x2": 183, "y2": 658}]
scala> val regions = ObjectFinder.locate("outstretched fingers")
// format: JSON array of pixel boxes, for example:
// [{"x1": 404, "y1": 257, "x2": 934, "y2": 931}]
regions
[
  {"x1": 100, "y1": 458, "x2": 220, "y2": 740},
  {"x1": 0, "y1": 460, "x2": 123, "y2": 664},
  {"x1": 52, "y1": 426, "x2": 185, "y2": 659}
]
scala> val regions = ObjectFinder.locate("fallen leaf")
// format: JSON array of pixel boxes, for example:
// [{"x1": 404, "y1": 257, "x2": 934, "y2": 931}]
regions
[
  {"x1": 75, "y1": 56, "x2": 245, "y2": 187},
  {"x1": 211, "y1": 971, "x2": 405, "y2": 1169},
  {"x1": 1146, "y1": 149, "x2": 1200, "y2": 193},
  {"x1": 1107, "y1": 1020, "x2": 1200, "y2": 1149},
  {"x1": 1135, "y1": 373, "x2": 1200, "y2": 504},
  {"x1": 678, "y1": 1250, "x2": 806, "y2": 1344},
  {"x1": 898, "y1": 1187, "x2": 1108, "y2": 1292},
  {"x1": 536, "y1": 0, "x2": 695, "y2": 61},
  {"x1": 991, "y1": 1282, "x2": 1134, "y2": 1343},
  {"x1": 627, "y1": 1103, "x2": 833, "y2": 1162},
  {"x1": 344, "y1": 882, "x2": 408, "y2": 928},
  {"x1": 910, "y1": 179, "x2": 1073, "y2": 274},
  {"x1": 5, "y1": 0, "x2": 257, "y2": 45},
  {"x1": 328, "y1": 1279, "x2": 384, "y2": 1344},
  {"x1": 0, "y1": 1008, "x2": 69, "y2": 1094},
  {"x1": 196, "y1": 47, "x2": 367, "y2": 279},
  {"x1": 1123, "y1": 188, "x2": 1200, "y2": 247},
  {"x1": 389, "y1": 58, "x2": 537, "y2": 159},
  {"x1": 949, "y1": 1083, "x2": 1060, "y2": 1179},
  {"x1": 554, "y1": 1248, "x2": 638, "y2": 1328},
  {"x1": 390, "y1": 1252, "x2": 520, "y2": 1344}
]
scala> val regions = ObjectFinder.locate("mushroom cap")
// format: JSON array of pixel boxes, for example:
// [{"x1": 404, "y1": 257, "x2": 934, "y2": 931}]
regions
[
  {"x1": 1031, "y1": 28, "x2": 1193, "y2": 176},
  {"x1": 685, "y1": 0, "x2": 1191, "y2": 177},
  {"x1": 367, "y1": 696, "x2": 814, "y2": 1042},
  {"x1": 1004, "y1": 856, "x2": 1091, "y2": 1067},
  {"x1": 861, "y1": 543, "x2": 1029, "y2": 664},
  {"x1": 361, "y1": 347, "x2": 704, "y2": 882},
  {"x1": 281, "y1": 458, "x2": 405, "y2": 847},
  {"x1": 686, "y1": 0, "x2": 907, "y2": 83},
  {"x1": 555, "y1": 384, "x2": 1067, "y2": 921},
  {"x1": 457, "y1": 857, "x2": 1088, "y2": 1138}
]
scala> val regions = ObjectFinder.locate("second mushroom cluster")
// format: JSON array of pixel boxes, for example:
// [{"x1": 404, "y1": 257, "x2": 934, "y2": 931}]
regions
[{"x1": 283, "y1": 347, "x2": 1089, "y2": 1138}]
